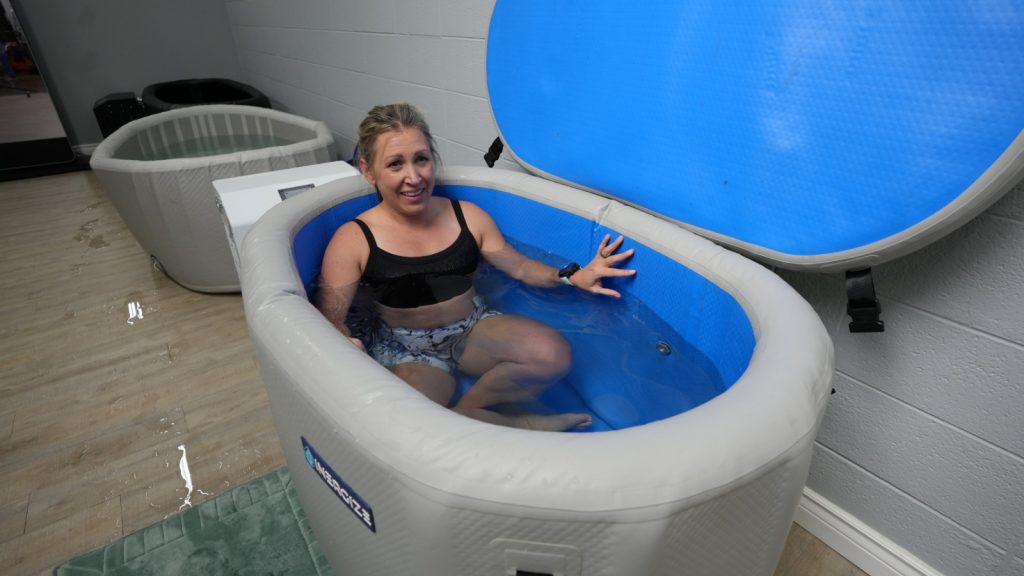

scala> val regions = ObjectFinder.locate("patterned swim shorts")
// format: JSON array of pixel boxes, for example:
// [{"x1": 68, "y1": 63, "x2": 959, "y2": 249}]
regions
[{"x1": 368, "y1": 296, "x2": 500, "y2": 374}]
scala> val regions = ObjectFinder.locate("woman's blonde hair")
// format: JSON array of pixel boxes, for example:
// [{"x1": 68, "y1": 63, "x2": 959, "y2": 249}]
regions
[{"x1": 356, "y1": 103, "x2": 440, "y2": 170}]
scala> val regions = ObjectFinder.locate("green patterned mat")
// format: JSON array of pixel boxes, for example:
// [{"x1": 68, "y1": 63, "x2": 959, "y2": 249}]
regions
[{"x1": 55, "y1": 468, "x2": 332, "y2": 575}]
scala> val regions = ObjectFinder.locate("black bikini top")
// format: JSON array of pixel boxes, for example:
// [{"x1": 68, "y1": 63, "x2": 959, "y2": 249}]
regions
[{"x1": 354, "y1": 198, "x2": 480, "y2": 309}]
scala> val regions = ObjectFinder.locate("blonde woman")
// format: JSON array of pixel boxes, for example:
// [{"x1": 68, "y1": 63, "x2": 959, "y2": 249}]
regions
[{"x1": 317, "y1": 103, "x2": 635, "y2": 431}]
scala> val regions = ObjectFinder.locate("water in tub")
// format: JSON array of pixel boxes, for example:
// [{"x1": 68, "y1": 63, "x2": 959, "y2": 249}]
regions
[{"x1": 345, "y1": 238, "x2": 725, "y2": 432}]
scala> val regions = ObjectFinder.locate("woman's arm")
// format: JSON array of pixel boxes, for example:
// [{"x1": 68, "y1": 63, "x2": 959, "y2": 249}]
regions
[
  {"x1": 315, "y1": 221, "x2": 369, "y2": 350},
  {"x1": 462, "y1": 201, "x2": 636, "y2": 298}
]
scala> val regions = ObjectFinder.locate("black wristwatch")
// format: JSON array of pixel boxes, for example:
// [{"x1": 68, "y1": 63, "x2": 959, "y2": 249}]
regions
[{"x1": 558, "y1": 262, "x2": 582, "y2": 286}]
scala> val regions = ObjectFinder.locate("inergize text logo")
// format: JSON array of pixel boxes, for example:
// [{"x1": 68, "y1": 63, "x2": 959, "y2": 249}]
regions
[{"x1": 301, "y1": 437, "x2": 376, "y2": 532}]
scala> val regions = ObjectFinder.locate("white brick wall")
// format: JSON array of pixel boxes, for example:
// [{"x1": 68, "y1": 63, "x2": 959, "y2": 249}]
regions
[
  {"x1": 780, "y1": 179, "x2": 1024, "y2": 575},
  {"x1": 223, "y1": 0, "x2": 512, "y2": 170},
  {"x1": 221, "y1": 1, "x2": 1024, "y2": 573}
]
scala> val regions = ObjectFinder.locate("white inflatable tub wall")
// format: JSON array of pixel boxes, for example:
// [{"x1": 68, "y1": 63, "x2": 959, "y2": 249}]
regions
[
  {"x1": 241, "y1": 167, "x2": 833, "y2": 576},
  {"x1": 90, "y1": 104, "x2": 335, "y2": 293}
]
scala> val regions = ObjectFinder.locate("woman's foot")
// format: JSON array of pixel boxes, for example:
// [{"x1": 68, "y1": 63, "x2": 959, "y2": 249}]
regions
[
  {"x1": 456, "y1": 406, "x2": 592, "y2": 431},
  {"x1": 508, "y1": 411, "x2": 593, "y2": 431}
]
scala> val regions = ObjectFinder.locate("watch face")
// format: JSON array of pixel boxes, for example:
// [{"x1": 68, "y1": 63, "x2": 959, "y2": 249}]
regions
[{"x1": 559, "y1": 263, "x2": 581, "y2": 277}]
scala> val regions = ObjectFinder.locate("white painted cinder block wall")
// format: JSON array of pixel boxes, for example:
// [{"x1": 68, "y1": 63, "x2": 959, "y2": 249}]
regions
[
  {"x1": 221, "y1": 1, "x2": 1024, "y2": 574},
  {"x1": 778, "y1": 183, "x2": 1024, "y2": 576},
  {"x1": 224, "y1": 0, "x2": 516, "y2": 171}
]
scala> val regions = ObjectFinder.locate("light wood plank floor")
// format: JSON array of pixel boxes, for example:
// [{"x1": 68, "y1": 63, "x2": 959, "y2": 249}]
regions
[{"x1": 0, "y1": 171, "x2": 867, "y2": 576}]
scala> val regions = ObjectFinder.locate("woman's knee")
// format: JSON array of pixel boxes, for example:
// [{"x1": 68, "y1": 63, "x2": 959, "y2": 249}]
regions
[
  {"x1": 521, "y1": 327, "x2": 572, "y2": 378},
  {"x1": 459, "y1": 315, "x2": 572, "y2": 379}
]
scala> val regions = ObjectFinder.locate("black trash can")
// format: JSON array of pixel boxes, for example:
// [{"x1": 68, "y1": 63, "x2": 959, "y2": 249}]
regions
[
  {"x1": 93, "y1": 92, "x2": 147, "y2": 137},
  {"x1": 140, "y1": 78, "x2": 271, "y2": 115}
]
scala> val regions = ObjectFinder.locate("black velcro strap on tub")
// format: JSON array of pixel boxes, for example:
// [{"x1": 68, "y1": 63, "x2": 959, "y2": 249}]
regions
[
  {"x1": 846, "y1": 268, "x2": 884, "y2": 333},
  {"x1": 484, "y1": 137, "x2": 504, "y2": 167}
]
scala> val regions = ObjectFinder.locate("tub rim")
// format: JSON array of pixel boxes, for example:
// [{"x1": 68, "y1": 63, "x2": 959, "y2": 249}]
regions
[{"x1": 89, "y1": 104, "x2": 334, "y2": 174}]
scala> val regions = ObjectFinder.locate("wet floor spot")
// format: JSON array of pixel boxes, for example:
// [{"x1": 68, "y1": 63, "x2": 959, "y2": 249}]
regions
[
  {"x1": 73, "y1": 219, "x2": 98, "y2": 241},
  {"x1": 160, "y1": 343, "x2": 179, "y2": 363},
  {"x1": 74, "y1": 219, "x2": 108, "y2": 249}
]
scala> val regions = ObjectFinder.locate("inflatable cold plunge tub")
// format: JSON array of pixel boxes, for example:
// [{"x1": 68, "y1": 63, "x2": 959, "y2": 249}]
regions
[
  {"x1": 240, "y1": 1, "x2": 1024, "y2": 574},
  {"x1": 243, "y1": 167, "x2": 833, "y2": 576},
  {"x1": 91, "y1": 104, "x2": 335, "y2": 292}
]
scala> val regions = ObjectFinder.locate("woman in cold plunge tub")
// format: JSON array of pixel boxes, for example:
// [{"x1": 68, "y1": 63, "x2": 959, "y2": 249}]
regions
[{"x1": 316, "y1": 103, "x2": 636, "y2": 431}]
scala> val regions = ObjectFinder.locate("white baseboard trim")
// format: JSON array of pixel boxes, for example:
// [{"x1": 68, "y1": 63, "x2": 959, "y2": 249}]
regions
[
  {"x1": 74, "y1": 143, "x2": 98, "y2": 156},
  {"x1": 795, "y1": 487, "x2": 943, "y2": 576}
]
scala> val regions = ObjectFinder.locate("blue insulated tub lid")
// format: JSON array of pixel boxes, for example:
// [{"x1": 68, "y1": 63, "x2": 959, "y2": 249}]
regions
[{"x1": 486, "y1": 1, "x2": 1024, "y2": 271}]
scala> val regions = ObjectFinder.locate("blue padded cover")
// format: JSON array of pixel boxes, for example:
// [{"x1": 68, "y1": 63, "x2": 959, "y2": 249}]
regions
[{"x1": 487, "y1": 1, "x2": 1024, "y2": 262}]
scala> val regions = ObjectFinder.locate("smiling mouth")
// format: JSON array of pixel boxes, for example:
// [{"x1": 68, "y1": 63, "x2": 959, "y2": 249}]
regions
[{"x1": 400, "y1": 189, "x2": 425, "y2": 199}]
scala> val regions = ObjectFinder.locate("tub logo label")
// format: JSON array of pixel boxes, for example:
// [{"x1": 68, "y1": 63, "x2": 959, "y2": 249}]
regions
[{"x1": 301, "y1": 437, "x2": 376, "y2": 533}]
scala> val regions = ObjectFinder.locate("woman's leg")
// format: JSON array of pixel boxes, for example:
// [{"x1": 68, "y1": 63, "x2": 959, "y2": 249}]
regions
[
  {"x1": 390, "y1": 355, "x2": 587, "y2": 430},
  {"x1": 390, "y1": 362, "x2": 456, "y2": 406},
  {"x1": 454, "y1": 315, "x2": 591, "y2": 431}
]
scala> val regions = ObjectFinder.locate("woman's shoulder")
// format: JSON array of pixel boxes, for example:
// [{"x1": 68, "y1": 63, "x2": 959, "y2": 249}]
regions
[
  {"x1": 450, "y1": 198, "x2": 502, "y2": 247},
  {"x1": 341, "y1": 204, "x2": 386, "y2": 233},
  {"x1": 321, "y1": 219, "x2": 371, "y2": 283},
  {"x1": 451, "y1": 198, "x2": 488, "y2": 220},
  {"x1": 354, "y1": 202, "x2": 383, "y2": 221},
  {"x1": 326, "y1": 217, "x2": 372, "y2": 253},
  {"x1": 454, "y1": 199, "x2": 496, "y2": 227}
]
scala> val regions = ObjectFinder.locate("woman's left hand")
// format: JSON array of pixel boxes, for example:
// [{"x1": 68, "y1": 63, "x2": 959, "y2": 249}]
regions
[{"x1": 572, "y1": 234, "x2": 636, "y2": 298}]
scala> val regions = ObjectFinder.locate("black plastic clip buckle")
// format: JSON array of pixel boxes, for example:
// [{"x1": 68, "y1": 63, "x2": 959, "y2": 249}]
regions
[
  {"x1": 483, "y1": 137, "x2": 504, "y2": 167},
  {"x1": 846, "y1": 268, "x2": 884, "y2": 333}
]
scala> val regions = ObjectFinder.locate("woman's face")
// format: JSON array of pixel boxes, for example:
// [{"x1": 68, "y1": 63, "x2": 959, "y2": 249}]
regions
[{"x1": 361, "y1": 127, "x2": 435, "y2": 216}]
